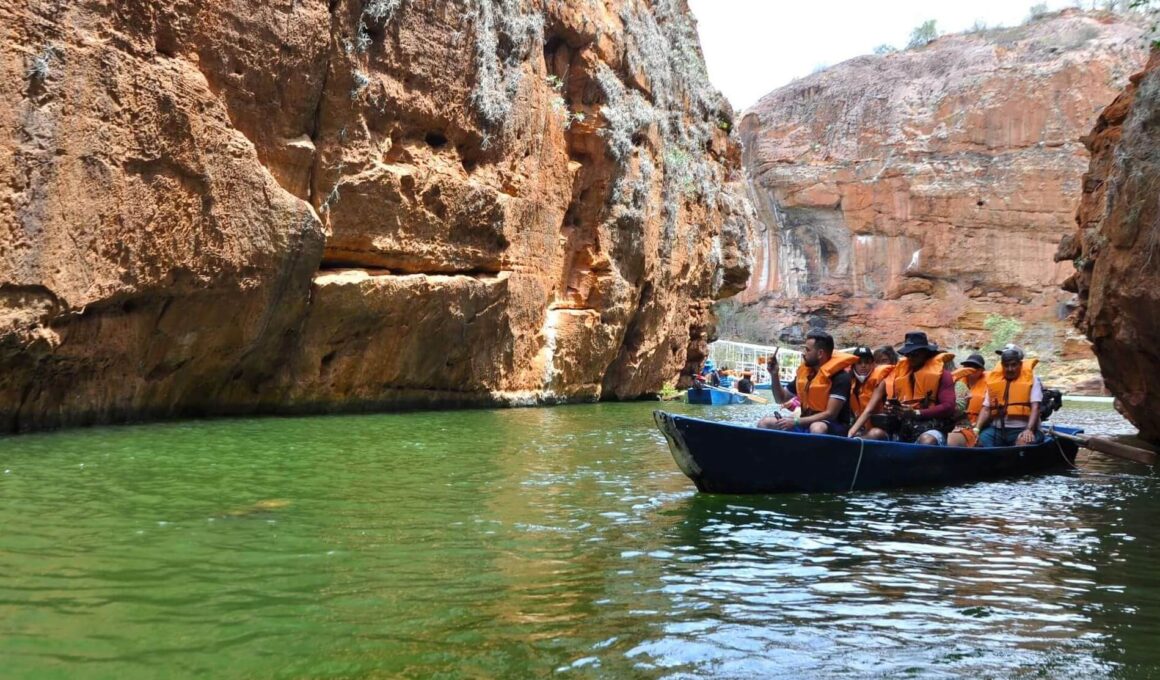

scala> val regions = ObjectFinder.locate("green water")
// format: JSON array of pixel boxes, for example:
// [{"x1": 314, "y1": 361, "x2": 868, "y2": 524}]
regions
[{"x1": 1, "y1": 402, "x2": 1157, "y2": 678}]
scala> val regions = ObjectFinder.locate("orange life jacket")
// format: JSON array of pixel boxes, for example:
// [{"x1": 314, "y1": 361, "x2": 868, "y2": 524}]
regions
[
  {"x1": 851, "y1": 364, "x2": 894, "y2": 417},
  {"x1": 795, "y1": 352, "x2": 859, "y2": 416},
  {"x1": 890, "y1": 352, "x2": 954, "y2": 407},
  {"x1": 952, "y1": 368, "x2": 988, "y2": 425},
  {"x1": 985, "y1": 359, "x2": 1039, "y2": 419}
]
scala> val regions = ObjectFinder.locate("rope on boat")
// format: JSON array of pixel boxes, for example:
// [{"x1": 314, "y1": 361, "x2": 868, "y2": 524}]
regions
[
  {"x1": 1049, "y1": 426, "x2": 1081, "y2": 470},
  {"x1": 849, "y1": 437, "x2": 866, "y2": 492}
]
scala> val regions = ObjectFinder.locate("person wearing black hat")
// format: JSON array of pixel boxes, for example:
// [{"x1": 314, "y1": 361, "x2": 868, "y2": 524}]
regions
[
  {"x1": 947, "y1": 353, "x2": 987, "y2": 447},
  {"x1": 846, "y1": 331, "x2": 956, "y2": 444},
  {"x1": 759, "y1": 331, "x2": 856, "y2": 435},
  {"x1": 976, "y1": 345, "x2": 1044, "y2": 447}
]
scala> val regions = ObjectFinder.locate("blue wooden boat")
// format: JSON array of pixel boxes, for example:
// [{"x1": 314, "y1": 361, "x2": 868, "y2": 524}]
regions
[
  {"x1": 653, "y1": 411, "x2": 1081, "y2": 494},
  {"x1": 686, "y1": 385, "x2": 747, "y2": 405}
]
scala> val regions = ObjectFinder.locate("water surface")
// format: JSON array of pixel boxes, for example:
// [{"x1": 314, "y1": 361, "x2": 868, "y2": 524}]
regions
[{"x1": 1, "y1": 401, "x2": 1156, "y2": 678}]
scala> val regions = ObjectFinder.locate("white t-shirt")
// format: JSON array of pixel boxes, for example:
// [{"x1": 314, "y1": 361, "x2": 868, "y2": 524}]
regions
[{"x1": 982, "y1": 377, "x2": 1044, "y2": 429}]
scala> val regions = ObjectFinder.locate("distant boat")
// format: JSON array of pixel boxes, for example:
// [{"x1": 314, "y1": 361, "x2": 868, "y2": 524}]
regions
[
  {"x1": 653, "y1": 411, "x2": 1081, "y2": 494},
  {"x1": 685, "y1": 385, "x2": 748, "y2": 405}
]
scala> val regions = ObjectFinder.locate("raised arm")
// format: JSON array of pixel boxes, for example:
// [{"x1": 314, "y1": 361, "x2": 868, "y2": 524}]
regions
[{"x1": 766, "y1": 353, "x2": 793, "y2": 404}]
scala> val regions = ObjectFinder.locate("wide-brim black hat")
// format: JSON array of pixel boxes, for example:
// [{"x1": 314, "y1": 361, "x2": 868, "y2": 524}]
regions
[{"x1": 898, "y1": 331, "x2": 938, "y2": 355}]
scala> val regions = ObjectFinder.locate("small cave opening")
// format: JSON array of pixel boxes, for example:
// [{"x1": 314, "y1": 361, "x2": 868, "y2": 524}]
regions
[{"x1": 424, "y1": 131, "x2": 448, "y2": 149}]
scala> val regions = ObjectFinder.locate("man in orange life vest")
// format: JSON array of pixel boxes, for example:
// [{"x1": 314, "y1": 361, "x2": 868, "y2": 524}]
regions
[
  {"x1": 757, "y1": 330, "x2": 855, "y2": 435},
  {"x1": 846, "y1": 331, "x2": 956, "y2": 444},
  {"x1": 974, "y1": 345, "x2": 1044, "y2": 447}
]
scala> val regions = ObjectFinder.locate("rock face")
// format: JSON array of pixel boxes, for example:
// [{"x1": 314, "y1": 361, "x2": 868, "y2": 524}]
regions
[
  {"x1": 1056, "y1": 52, "x2": 1160, "y2": 443},
  {"x1": 737, "y1": 10, "x2": 1145, "y2": 389},
  {"x1": 0, "y1": 0, "x2": 752, "y2": 431}
]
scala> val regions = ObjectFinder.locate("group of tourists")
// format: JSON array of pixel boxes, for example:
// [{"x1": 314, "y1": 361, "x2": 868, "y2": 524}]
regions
[
  {"x1": 697, "y1": 363, "x2": 756, "y2": 394},
  {"x1": 755, "y1": 330, "x2": 1046, "y2": 448}
]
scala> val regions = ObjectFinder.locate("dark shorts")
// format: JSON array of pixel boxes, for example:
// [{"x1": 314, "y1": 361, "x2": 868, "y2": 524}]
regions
[{"x1": 793, "y1": 420, "x2": 847, "y2": 437}]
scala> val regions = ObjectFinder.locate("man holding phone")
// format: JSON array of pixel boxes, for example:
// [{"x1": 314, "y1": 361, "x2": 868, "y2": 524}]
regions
[{"x1": 757, "y1": 331, "x2": 856, "y2": 436}]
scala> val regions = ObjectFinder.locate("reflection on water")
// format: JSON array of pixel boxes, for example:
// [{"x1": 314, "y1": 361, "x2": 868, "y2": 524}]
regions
[{"x1": 0, "y1": 402, "x2": 1156, "y2": 678}]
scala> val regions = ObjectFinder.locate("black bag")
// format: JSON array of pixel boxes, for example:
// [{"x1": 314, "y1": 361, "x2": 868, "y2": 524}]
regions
[
  {"x1": 869, "y1": 413, "x2": 952, "y2": 442},
  {"x1": 899, "y1": 417, "x2": 954, "y2": 442},
  {"x1": 1040, "y1": 389, "x2": 1064, "y2": 421},
  {"x1": 870, "y1": 413, "x2": 901, "y2": 434}
]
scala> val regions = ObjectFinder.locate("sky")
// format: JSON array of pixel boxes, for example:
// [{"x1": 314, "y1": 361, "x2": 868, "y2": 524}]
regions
[{"x1": 688, "y1": 0, "x2": 1091, "y2": 110}]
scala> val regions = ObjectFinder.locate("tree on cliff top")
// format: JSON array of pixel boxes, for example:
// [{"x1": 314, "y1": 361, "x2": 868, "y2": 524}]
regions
[{"x1": 907, "y1": 20, "x2": 939, "y2": 49}]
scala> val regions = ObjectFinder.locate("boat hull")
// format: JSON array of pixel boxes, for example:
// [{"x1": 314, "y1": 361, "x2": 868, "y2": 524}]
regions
[
  {"x1": 686, "y1": 385, "x2": 747, "y2": 405},
  {"x1": 654, "y1": 411, "x2": 1080, "y2": 494}
]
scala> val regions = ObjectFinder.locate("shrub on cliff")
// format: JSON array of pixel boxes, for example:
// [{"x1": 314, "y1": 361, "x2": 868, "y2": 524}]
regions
[
  {"x1": 982, "y1": 314, "x2": 1024, "y2": 356},
  {"x1": 907, "y1": 20, "x2": 939, "y2": 49}
]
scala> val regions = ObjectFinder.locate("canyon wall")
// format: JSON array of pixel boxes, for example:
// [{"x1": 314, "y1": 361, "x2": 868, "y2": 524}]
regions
[
  {"x1": 737, "y1": 10, "x2": 1146, "y2": 391},
  {"x1": 0, "y1": 0, "x2": 753, "y2": 431},
  {"x1": 1056, "y1": 52, "x2": 1160, "y2": 444}
]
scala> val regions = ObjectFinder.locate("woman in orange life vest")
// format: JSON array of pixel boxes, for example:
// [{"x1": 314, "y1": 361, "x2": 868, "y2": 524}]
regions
[
  {"x1": 848, "y1": 346, "x2": 895, "y2": 424},
  {"x1": 757, "y1": 330, "x2": 857, "y2": 436},
  {"x1": 846, "y1": 331, "x2": 957, "y2": 445},
  {"x1": 975, "y1": 344, "x2": 1045, "y2": 447},
  {"x1": 946, "y1": 353, "x2": 988, "y2": 447}
]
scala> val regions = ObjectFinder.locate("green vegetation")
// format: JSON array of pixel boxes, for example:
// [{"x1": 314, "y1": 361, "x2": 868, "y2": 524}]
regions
[
  {"x1": 471, "y1": 0, "x2": 544, "y2": 128},
  {"x1": 872, "y1": 44, "x2": 897, "y2": 55},
  {"x1": 1129, "y1": 0, "x2": 1160, "y2": 48},
  {"x1": 1028, "y1": 3, "x2": 1051, "y2": 19},
  {"x1": 547, "y1": 75, "x2": 585, "y2": 129},
  {"x1": 982, "y1": 314, "x2": 1024, "y2": 356},
  {"x1": 907, "y1": 20, "x2": 939, "y2": 49},
  {"x1": 365, "y1": 0, "x2": 403, "y2": 22},
  {"x1": 350, "y1": 70, "x2": 370, "y2": 99},
  {"x1": 26, "y1": 46, "x2": 55, "y2": 81}
]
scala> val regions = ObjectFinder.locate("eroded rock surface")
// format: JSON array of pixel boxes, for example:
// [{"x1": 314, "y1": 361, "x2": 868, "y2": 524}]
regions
[
  {"x1": 1056, "y1": 52, "x2": 1160, "y2": 443},
  {"x1": 0, "y1": 0, "x2": 753, "y2": 431},
  {"x1": 737, "y1": 10, "x2": 1145, "y2": 391}
]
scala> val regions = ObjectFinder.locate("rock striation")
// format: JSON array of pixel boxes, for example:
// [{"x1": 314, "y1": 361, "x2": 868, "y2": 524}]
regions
[
  {"x1": 0, "y1": 0, "x2": 753, "y2": 431},
  {"x1": 1056, "y1": 51, "x2": 1160, "y2": 443},
  {"x1": 737, "y1": 10, "x2": 1146, "y2": 390}
]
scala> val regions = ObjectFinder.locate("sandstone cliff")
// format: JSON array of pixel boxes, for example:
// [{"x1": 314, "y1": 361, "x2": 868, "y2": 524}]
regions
[
  {"x1": 0, "y1": 0, "x2": 753, "y2": 431},
  {"x1": 737, "y1": 10, "x2": 1146, "y2": 391},
  {"x1": 1056, "y1": 51, "x2": 1160, "y2": 444}
]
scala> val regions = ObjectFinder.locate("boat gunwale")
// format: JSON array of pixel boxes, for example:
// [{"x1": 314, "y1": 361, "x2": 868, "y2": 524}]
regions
[{"x1": 658, "y1": 411, "x2": 1084, "y2": 455}]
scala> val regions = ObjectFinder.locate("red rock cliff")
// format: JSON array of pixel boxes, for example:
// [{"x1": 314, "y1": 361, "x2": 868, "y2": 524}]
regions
[
  {"x1": 737, "y1": 10, "x2": 1145, "y2": 387},
  {"x1": 0, "y1": 0, "x2": 753, "y2": 431},
  {"x1": 1056, "y1": 51, "x2": 1160, "y2": 443}
]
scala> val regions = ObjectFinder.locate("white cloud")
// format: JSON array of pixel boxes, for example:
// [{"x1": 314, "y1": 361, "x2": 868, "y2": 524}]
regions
[{"x1": 688, "y1": 0, "x2": 1085, "y2": 110}]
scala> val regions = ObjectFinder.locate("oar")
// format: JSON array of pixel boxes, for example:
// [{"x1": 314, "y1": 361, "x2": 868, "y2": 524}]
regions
[
  {"x1": 739, "y1": 392, "x2": 768, "y2": 405},
  {"x1": 1043, "y1": 426, "x2": 1157, "y2": 466}
]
